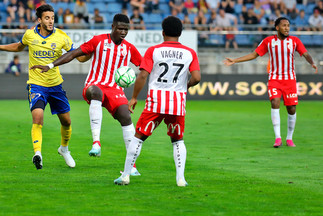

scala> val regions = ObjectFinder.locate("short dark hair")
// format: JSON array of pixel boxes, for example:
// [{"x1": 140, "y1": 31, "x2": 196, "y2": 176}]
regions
[
  {"x1": 36, "y1": 4, "x2": 54, "y2": 19},
  {"x1": 113, "y1": 13, "x2": 130, "y2": 24},
  {"x1": 14, "y1": 55, "x2": 19, "y2": 60},
  {"x1": 274, "y1": 17, "x2": 290, "y2": 27},
  {"x1": 162, "y1": 16, "x2": 182, "y2": 37}
]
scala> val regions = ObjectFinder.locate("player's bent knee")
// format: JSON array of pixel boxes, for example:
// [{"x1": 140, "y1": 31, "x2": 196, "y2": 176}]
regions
[
  {"x1": 86, "y1": 86, "x2": 103, "y2": 101},
  {"x1": 118, "y1": 115, "x2": 132, "y2": 126},
  {"x1": 114, "y1": 105, "x2": 132, "y2": 126}
]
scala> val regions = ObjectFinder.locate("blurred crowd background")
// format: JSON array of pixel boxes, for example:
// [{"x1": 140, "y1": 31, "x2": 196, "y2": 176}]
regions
[
  {"x1": 0, "y1": 0, "x2": 322, "y2": 75},
  {"x1": 0, "y1": 0, "x2": 322, "y2": 47}
]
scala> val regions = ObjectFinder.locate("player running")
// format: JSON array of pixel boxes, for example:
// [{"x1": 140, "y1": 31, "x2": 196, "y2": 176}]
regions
[
  {"x1": 224, "y1": 17, "x2": 317, "y2": 148},
  {"x1": 114, "y1": 16, "x2": 201, "y2": 186},
  {"x1": 30, "y1": 14, "x2": 142, "y2": 176},
  {"x1": 0, "y1": 4, "x2": 89, "y2": 169}
]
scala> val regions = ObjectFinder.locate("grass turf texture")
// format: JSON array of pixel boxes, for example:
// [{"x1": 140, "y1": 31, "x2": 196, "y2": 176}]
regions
[{"x1": 0, "y1": 100, "x2": 322, "y2": 216}]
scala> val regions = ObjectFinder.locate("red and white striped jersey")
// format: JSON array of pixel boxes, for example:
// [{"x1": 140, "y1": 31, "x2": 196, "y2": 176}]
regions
[
  {"x1": 80, "y1": 34, "x2": 142, "y2": 88},
  {"x1": 140, "y1": 41, "x2": 200, "y2": 116},
  {"x1": 255, "y1": 35, "x2": 307, "y2": 80}
]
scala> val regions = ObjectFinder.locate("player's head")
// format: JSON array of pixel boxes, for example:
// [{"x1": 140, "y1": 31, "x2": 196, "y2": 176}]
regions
[
  {"x1": 13, "y1": 55, "x2": 19, "y2": 63},
  {"x1": 111, "y1": 14, "x2": 130, "y2": 44},
  {"x1": 112, "y1": 13, "x2": 130, "y2": 26},
  {"x1": 275, "y1": 17, "x2": 290, "y2": 38},
  {"x1": 36, "y1": 4, "x2": 54, "y2": 19},
  {"x1": 162, "y1": 16, "x2": 182, "y2": 38},
  {"x1": 36, "y1": 4, "x2": 55, "y2": 32}
]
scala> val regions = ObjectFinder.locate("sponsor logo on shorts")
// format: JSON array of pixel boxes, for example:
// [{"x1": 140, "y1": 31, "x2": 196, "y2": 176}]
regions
[
  {"x1": 144, "y1": 121, "x2": 160, "y2": 133},
  {"x1": 167, "y1": 123, "x2": 181, "y2": 135},
  {"x1": 30, "y1": 93, "x2": 41, "y2": 100},
  {"x1": 115, "y1": 94, "x2": 126, "y2": 99},
  {"x1": 286, "y1": 93, "x2": 297, "y2": 98}
]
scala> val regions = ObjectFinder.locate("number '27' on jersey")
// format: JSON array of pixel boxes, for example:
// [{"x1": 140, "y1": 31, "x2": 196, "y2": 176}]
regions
[{"x1": 140, "y1": 41, "x2": 200, "y2": 116}]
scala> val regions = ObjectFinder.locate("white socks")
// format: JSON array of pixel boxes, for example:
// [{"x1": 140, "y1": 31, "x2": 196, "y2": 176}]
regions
[
  {"x1": 89, "y1": 100, "x2": 102, "y2": 142},
  {"x1": 122, "y1": 136, "x2": 143, "y2": 177},
  {"x1": 121, "y1": 137, "x2": 187, "y2": 183},
  {"x1": 122, "y1": 123, "x2": 135, "y2": 150},
  {"x1": 271, "y1": 108, "x2": 296, "y2": 140},
  {"x1": 271, "y1": 108, "x2": 281, "y2": 139},
  {"x1": 287, "y1": 113, "x2": 296, "y2": 140},
  {"x1": 173, "y1": 140, "x2": 187, "y2": 182},
  {"x1": 60, "y1": 145, "x2": 68, "y2": 152}
]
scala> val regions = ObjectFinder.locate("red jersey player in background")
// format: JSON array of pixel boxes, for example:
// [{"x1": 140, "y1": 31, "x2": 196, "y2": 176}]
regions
[
  {"x1": 114, "y1": 16, "x2": 201, "y2": 187},
  {"x1": 224, "y1": 17, "x2": 317, "y2": 148},
  {"x1": 31, "y1": 14, "x2": 142, "y2": 176}
]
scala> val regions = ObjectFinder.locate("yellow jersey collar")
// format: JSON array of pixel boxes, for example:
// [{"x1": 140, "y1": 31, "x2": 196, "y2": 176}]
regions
[{"x1": 34, "y1": 24, "x2": 56, "y2": 39}]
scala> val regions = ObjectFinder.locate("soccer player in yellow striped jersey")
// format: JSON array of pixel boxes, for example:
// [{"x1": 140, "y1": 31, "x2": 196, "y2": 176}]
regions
[{"x1": 0, "y1": 4, "x2": 91, "y2": 170}]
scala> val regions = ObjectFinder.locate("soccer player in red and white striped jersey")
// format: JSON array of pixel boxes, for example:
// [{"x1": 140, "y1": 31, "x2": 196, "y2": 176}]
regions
[
  {"x1": 224, "y1": 17, "x2": 317, "y2": 148},
  {"x1": 114, "y1": 16, "x2": 201, "y2": 186},
  {"x1": 31, "y1": 14, "x2": 142, "y2": 175}
]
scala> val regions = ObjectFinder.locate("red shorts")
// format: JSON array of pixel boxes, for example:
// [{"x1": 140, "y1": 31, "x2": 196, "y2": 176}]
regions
[
  {"x1": 267, "y1": 80, "x2": 298, "y2": 106},
  {"x1": 82, "y1": 84, "x2": 128, "y2": 115},
  {"x1": 226, "y1": 34, "x2": 235, "y2": 40},
  {"x1": 136, "y1": 110, "x2": 185, "y2": 140}
]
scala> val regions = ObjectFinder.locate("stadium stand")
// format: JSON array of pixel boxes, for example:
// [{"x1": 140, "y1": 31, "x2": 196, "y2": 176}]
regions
[{"x1": 0, "y1": 0, "x2": 322, "y2": 47}]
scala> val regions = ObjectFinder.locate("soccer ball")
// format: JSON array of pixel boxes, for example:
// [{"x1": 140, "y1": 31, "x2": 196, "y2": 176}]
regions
[{"x1": 115, "y1": 66, "x2": 136, "y2": 88}]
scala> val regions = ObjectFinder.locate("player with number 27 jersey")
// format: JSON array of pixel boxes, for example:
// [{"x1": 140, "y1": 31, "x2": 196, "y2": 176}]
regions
[
  {"x1": 115, "y1": 16, "x2": 201, "y2": 187},
  {"x1": 140, "y1": 41, "x2": 200, "y2": 116}
]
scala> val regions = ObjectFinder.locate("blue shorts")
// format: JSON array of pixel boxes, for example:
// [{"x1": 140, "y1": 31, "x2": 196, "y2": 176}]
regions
[{"x1": 27, "y1": 84, "x2": 70, "y2": 115}]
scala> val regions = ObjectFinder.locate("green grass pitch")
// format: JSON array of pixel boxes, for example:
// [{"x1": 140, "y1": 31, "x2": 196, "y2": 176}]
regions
[{"x1": 0, "y1": 100, "x2": 322, "y2": 215}]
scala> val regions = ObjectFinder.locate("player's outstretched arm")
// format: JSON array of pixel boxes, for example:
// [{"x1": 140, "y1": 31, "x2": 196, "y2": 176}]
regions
[
  {"x1": 76, "y1": 53, "x2": 93, "y2": 63},
  {"x1": 0, "y1": 42, "x2": 25, "y2": 52},
  {"x1": 303, "y1": 52, "x2": 318, "y2": 74},
  {"x1": 223, "y1": 51, "x2": 259, "y2": 66},
  {"x1": 188, "y1": 70, "x2": 201, "y2": 89},
  {"x1": 128, "y1": 69, "x2": 149, "y2": 113},
  {"x1": 30, "y1": 47, "x2": 86, "y2": 72}
]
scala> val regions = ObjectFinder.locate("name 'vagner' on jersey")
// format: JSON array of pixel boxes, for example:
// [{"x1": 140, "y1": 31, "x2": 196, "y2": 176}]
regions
[{"x1": 161, "y1": 50, "x2": 183, "y2": 59}]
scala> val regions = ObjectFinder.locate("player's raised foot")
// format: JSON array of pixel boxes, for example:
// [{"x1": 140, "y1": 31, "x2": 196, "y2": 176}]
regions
[
  {"x1": 89, "y1": 141, "x2": 101, "y2": 157},
  {"x1": 286, "y1": 139, "x2": 296, "y2": 147},
  {"x1": 58, "y1": 146, "x2": 76, "y2": 168},
  {"x1": 32, "y1": 151, "x2": 43, "y2": 170},
  {"x1": 130, "y1": 167, "x2": 141, "y2": 176},
  {"x1": 273, "y1": 138, "x2": 282, "y2": 148},
  {"x1": 177, "y1": 178, "x2": 188, "y2": 187},
  {"x1": 114, "y1": 175, "x2": 130, "y2": 185}
]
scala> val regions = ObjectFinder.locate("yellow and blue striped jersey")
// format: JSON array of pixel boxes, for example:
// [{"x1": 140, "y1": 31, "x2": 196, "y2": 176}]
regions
[{"x1": 21, "y1": 24, "x2": 75, "y2": 87}]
